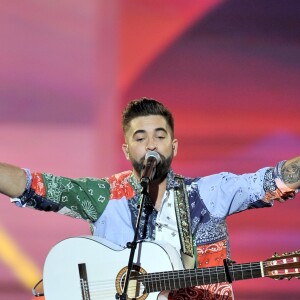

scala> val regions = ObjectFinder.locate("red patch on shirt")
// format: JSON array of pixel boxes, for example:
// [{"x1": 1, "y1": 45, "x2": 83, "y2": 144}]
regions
[
  {"x1": 31, "y1": 172, "x2": 46, "y2": 196},
  {"x1": 107, "y1": 171, "x2": 136, "y2": 200}
]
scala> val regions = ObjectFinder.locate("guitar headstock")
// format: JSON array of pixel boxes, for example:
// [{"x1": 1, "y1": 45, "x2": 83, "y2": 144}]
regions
[{"x1": 263, "y1": 250, "x2": 300, "y2": 280}]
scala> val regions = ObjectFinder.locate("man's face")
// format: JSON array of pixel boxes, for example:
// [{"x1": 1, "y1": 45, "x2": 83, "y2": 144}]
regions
[{"x1": 122, "y1": 115, "x2": 178, "y2": 181}]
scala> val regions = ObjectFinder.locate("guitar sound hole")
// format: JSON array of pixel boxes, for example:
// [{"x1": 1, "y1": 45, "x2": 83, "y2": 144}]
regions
[{"x1": 116, "y1": 265, "x2": 148, "y2": 300}]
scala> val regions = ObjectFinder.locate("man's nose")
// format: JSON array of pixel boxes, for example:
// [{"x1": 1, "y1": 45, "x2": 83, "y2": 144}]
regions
[{"x1": 146, "y1": 139, "x2": 157, "y2": 151}]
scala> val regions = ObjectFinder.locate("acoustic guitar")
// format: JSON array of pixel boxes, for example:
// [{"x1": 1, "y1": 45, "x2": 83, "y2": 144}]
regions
[{"x1": 41, "y1": 236, "x2": 300, "y2": 300}]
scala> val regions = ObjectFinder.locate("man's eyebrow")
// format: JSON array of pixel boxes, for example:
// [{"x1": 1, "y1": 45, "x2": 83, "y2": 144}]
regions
[
  {"x1": 155, "y1": 128, "x2": 168, "y2": 134},
  {"x1": 133, "y1": 129, "x2": 146, "y2": 136},
  {"x1": 132, "y1": 128, "x2": 168, "y2": 136}
]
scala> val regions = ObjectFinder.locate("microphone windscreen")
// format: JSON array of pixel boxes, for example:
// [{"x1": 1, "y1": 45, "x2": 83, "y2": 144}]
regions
[{"x1": 145, "y1": 151, "x2": 161, "y2": 164}]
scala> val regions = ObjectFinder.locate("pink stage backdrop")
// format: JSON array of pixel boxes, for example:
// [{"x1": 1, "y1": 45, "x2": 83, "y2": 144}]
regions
[{"x1": 0, "y1": 1, "x2": 299, "y2": 299}]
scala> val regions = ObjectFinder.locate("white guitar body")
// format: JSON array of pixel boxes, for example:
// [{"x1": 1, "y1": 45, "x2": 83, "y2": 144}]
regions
[{"x1": 43, "y1": 236, "x2": 184, "y2": 300}]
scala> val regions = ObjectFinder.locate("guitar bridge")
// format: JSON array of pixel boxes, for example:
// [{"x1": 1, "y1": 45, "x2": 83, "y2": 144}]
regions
[{"x1": 78, "y1": 263, "x2": 91, "y2": 300}]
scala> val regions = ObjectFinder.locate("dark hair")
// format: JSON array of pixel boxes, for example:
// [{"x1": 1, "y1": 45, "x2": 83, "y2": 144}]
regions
[{"x1": 122, "y1": 97, "x2": 174, "y2": 136}]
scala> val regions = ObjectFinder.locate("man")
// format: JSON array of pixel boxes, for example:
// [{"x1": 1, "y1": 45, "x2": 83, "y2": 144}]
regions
[{"x1": 0, "y1": 98, "x2": 299, "y2": 299}]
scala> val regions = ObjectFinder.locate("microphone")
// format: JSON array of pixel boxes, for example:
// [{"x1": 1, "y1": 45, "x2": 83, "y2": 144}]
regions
[{"x1": 140, "y1": 151, "x2": 161, "y2": 188}]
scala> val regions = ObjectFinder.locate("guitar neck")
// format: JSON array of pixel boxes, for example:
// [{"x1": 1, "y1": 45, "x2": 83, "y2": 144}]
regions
[{"x1": 142, "y1": 262, "x2": 262, "y2": 292}]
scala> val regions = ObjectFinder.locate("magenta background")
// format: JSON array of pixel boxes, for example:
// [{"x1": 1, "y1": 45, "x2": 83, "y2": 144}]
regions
[{"x1": 0, "y1": 1, "x2": 300, "y2": 299}]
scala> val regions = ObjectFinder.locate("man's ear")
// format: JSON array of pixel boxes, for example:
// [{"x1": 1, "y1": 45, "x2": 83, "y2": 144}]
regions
[
  {"x1": 122, "y1": 144, "x2": 130, "y2": 160},
  {"x1": 172, "y1": 139, "x2": 178, "y2": 157}
]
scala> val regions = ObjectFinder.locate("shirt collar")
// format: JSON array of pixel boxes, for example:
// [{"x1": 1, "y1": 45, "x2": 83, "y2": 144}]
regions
[{"x1": 128, "y1": 169, "x2": 180, "y2": 194}]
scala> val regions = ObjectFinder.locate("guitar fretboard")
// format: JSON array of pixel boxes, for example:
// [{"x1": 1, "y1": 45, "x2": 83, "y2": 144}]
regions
[{"x1": 137, "y1": 262, "x2": 262, "y2": 292}]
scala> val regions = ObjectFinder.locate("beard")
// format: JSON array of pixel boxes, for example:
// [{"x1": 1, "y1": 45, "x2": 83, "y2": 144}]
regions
[{"x1": 131, "y1": 152, "x2": 173, "y2": 182}]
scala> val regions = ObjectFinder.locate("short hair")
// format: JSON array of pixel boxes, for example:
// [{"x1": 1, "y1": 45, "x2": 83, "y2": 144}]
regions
[{"x1": 122, "y1": 97, "x2": 174, "y2": 136}]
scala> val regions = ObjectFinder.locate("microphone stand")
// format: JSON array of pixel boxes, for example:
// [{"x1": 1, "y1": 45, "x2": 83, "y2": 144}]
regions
[{"x1": 116, "y1": 179, "x2": 151, "y2": 300}]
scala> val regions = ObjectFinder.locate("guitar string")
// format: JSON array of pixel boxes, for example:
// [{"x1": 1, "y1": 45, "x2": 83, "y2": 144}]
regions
[
  {"x1": 81, "y1": 263, "x2": 264, "y2": 293},
  {"x1": 85, "y1": 262, "x2": 270, "y2": 289},
  {"x1": 82, "y1": 281, "x2": 146, "y2": 299},
  {"x1": 86, "y1": 262, "x2": 263, "y2": 287},
  {"x1": 82, "y1": 266, "x2": 260, "y2": 300},
  {"x1": 86, "y1": 260, "x2": 296, "y2": 290},
  {"x1": 86, "y1": 261, "x2": 264, "y2": 287},
  {"x1": 80, "y1": 275, "x2": 145, "y2": 291},
  {"x1": 80, "y1": 261, "x2": 298, "y2": 296}
]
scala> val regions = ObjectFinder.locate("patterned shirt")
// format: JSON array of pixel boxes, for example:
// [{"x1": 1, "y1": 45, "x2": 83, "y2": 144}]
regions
[{"x1": 13, "y1": 162, "x2": 297, "y2": 300}]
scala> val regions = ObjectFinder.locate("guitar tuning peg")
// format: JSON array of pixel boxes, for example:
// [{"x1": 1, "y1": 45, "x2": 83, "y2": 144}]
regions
[{"x1": 272, "y1": 252, "x2": 279, "y2": 258}]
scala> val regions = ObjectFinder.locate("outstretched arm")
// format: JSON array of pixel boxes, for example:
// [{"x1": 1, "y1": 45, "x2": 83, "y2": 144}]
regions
[
  {"x1": 0, "y1": 163, "x2": 27, "y2": 198},
  {"x1": 281, "y1": 156, "x2": 300, "y2": 190}
]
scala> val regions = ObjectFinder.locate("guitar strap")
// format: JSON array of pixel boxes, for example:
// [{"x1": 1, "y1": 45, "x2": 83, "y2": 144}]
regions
[{"x1": 174, "y1": 175, "x2": 195, "y2": 269}]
